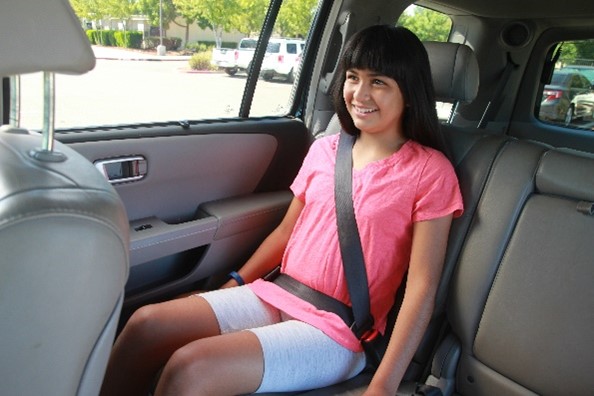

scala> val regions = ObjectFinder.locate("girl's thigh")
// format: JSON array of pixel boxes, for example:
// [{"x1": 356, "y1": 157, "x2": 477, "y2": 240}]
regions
[
  {"x1": 198, "y1": 285, "x2": 283, "y2": 333},
  {"x1": 251, "y1": 320, "x2": 367, "y2": 393},
  {"x1": 200, "y1": 286, "x2": 366, "y2": 392}
]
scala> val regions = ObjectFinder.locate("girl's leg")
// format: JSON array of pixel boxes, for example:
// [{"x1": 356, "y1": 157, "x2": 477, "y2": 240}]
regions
[
  {"x1": 154, "y1": 330, "x2": 265, "y2": 396},
  {"x1": 100, "y1": 295, "x2": 221, "y2": 396},
  {"x1": 154, "y1": 319, "x2": 366, "y2": 395}
]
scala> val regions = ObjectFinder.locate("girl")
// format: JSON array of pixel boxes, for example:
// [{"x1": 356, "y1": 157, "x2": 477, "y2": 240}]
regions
[{"x1": 100, "y1": 25, "x2": 463, "y2": 396}]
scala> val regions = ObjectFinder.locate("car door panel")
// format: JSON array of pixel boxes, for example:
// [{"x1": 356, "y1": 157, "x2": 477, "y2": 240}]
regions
[{"x1": 62, "y1": 118, "x2": 310, "y2": 307}]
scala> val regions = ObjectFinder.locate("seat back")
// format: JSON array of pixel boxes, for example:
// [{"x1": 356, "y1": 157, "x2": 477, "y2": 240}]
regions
[
  {"x1": 430, "y1": 141, "x2": 594, "y2": 395},
  {"x1": 434, "y1": 142, "x2": 594, "y2": 395},
  {"x1": 0, "y1": 1, "x2": 129, "y2": 395}
]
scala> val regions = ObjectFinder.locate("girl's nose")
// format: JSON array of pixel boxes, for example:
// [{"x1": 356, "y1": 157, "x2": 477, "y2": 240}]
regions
[{"x1": 353, "y1": 83, "x2": 370, "y2": 101}]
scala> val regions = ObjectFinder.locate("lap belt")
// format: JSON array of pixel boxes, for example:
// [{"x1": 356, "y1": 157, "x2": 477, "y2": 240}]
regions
[{"x1": 273, "y1": 273, "x2": 354, "y2": 328}]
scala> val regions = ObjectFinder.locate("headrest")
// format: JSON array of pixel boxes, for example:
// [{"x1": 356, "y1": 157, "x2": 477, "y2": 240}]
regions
[
  {"x1": 424, "y1": 41, "x2": 479, "y2": 103},
  {"x1": 0, "y1": 0, "x2": 95, "y2": 77},
  {"x1": 536, "y1": 149, "x2": 594, "y2": 202}
]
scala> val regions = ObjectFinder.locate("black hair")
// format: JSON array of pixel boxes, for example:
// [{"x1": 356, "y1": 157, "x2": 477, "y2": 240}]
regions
[{"x1": 332, "y1": 25, "x2": 445, "y2": 153}]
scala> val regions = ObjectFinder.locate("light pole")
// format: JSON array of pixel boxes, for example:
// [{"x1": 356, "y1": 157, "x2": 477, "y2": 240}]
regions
[{"x1": 157, "y1": 0, "x2": 166, "y2": 55}]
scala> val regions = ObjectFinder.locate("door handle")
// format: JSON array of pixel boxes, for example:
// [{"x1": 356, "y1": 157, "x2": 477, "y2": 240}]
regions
[{"x1": 94, "y1": 156, "x2": 147, "y2": 184}]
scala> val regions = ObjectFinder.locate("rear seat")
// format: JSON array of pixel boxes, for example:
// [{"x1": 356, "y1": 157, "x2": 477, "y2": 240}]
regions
[{"x1": 425, "y1": 141, "x2": 594, "y2": 395}]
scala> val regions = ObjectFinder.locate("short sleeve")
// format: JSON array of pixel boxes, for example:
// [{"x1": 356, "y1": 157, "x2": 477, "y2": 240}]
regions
[
  {"x1": 290, "y1": 136, "x2": 335, "y2": 202},
  {"x1": 412, "y1": 151, "x2": 464, "y2": 222}
]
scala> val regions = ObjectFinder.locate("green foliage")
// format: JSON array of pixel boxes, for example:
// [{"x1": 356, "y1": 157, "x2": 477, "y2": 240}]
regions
[
  {"x1": 276, "y1": 0, "x2": 317, "y2": 38},
  {"x1": 86, "y1": 30, "x2": 96, "y2": 44},
  {"x1": 233, "y1": 0, "x2": 267, "y2": 36},
  {"x1": 72, "y1": 0, "x2": 317, "y2": 49},
  {"x1": 173, "y1": 0, "x2": 239, "y2": 47},
  {"x1": 185, "y1": 41, "x2": 217, "y2": 53},
  {"x1": 136, "y1": 0, "x2": 177, "y2": 28},
  {"x1": 70, "y1": 0, "x2": 108, "y2": 21},
  {"x1": 574, "y1": 39, "x2": 594, "y2": 60},
  {"x1": 397, "y1": 6, "x2": 452, "y2": 42},
  {"x1": 558, "y1": 40, "x2": 594, "y2": 66},
  {"x1": 114, "y1": 31, "x2": 143, "y2": 49},
  {"x1": 102, "y1": 0, "x2": 137, "y2": 22},
  {"x1": 188, "y1": 51, "x2": 216, "y2": 70},
  {"x1": 85, "y1": 29, "x2": 142, "y2": 48},
  {"x1": 86, "y1": 29, "x2": 117, "y2": 46}
]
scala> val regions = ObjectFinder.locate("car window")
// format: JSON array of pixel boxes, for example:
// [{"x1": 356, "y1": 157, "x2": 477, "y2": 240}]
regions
[
  {"x1": 267, "y1": 43, "x2": 281, "y2": 53},
  {"x1": 397, "y1": 5, "x2": 453, "y2": 122},
  {"x1": 550, "y1": 73, "x2": 567, "y2": 85},
  {"x1": 15, "y1": 0, "x2": 319, "y2": 130},
  {"x1": 240, "y1": 39, "x2": 258, "y2": 50},
  {"x1": 250, "y1": 0, "x2": 316, "y2": 117},
  {"x1": 536, "y1": 39, "x2": 594, "y2": 130}
]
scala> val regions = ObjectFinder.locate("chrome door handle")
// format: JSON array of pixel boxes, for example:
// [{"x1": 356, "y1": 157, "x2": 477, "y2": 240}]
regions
[{"x1": 94, "y1": 156, "x2": 147, "y2": 184}]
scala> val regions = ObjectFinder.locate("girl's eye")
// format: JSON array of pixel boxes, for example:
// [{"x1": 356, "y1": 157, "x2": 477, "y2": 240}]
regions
[
  {"x1": 373, "y1": 79, "x2": 385, "y2": 85},
  {"x1": 346, "y1": 73, "x2": 358, "y2": 81}
]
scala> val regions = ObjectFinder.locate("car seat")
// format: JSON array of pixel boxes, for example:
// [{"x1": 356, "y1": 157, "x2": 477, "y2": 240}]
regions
[{"x1": 0, "y1": 1, "x2": 130, "y2": 395}]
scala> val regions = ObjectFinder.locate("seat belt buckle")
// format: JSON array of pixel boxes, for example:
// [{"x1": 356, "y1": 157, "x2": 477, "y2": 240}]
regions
[
  {"x1": 350, "y1": 316, "x2": 377, "y2": 342},
  {"x1": 360, "y1": 328, "x2": 379, "y2": 343}
]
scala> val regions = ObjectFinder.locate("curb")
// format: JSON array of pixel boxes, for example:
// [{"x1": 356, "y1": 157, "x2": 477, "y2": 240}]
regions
[{"x1": 96, "y1": 56, "x2": 192, "y2": 61}]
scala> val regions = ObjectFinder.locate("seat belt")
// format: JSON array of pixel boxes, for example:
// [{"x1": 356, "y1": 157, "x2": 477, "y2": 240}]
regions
[
  {"x1": 334, "y1": 132, "x2": 376, "y2": 340},
  {"x1": 272, "y1": 132, "x2": 382, "y2": 366},
  {"x1": 477, "y1": 52, "x2": 519, "y2": 129}
]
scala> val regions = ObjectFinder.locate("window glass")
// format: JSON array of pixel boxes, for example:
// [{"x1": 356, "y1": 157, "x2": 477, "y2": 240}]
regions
[
  {"x1": 15, "y1": 0, "x2": 318, "y2": 130},
  {"x1": 536, "y1": 39, "x2": 594, "y2": 130},
  {"x1": 397, "y1": 5, "x2": 453, "y2": 121},
  {"x1": 250, "y1": 0, "x2": 316, "y2": 117}
]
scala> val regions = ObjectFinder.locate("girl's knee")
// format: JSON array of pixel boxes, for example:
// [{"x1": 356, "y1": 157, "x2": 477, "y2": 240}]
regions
[
  {"x1": 123, "y1": 304, "x2": 164, "y2": 341},
  {"x1": 158, "y1": 343, "x2": 216, "y2": 394}
]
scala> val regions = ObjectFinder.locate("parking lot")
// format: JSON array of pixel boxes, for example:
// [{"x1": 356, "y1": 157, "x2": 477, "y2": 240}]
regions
[{"x1": 17, "y1": 49, "x2": 295, "y2": 130}]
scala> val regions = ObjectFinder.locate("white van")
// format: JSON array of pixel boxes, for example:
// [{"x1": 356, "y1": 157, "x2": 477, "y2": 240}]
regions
[{"x1": 261, "y1": 38, "x2": 305, "y2": 83}]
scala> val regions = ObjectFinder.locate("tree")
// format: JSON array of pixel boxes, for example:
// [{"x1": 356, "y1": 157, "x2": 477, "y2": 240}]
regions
[
  {"x1": 397, "y1": 6, "x2": 452, "y2": 42},
  {"x1": 573, "y1": 39, "x2": 594, "y2": 63},
  {"x1": 232, "y1": 0, "x2": 267, "y2": 37},
  {"x1": 173, "y1": 0, "x2": 239, "y2": 48},
  {"x1": 136, "y1": 0, "x2": 177, "y2": 30},
  {"x1": 558, "y1": 40, "x2": 594, "y2": 66},
  {"x1": 70, "y1": 0, "x2": 109, "y2": 27},
  {"x1": 276, "y1": 0, "x2": 317, "y2": 38},
  {"x1": 102, "y1": 0, "x2": 137, "y2": 31}
]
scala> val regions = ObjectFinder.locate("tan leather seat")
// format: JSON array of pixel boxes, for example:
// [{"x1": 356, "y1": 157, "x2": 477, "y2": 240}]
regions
[{"x1": 0, "y1": 1, "x2": 129, "y2": 395}]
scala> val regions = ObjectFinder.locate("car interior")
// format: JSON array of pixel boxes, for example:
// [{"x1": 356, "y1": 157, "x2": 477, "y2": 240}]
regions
[{"x1": 1, "y1": 0, "x2": 593, "y2": 395}]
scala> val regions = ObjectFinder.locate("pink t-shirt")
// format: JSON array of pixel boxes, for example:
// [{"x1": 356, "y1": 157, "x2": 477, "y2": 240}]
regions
[{"x1": 249, "y1": 133, "x2": 463, "y2": 351}]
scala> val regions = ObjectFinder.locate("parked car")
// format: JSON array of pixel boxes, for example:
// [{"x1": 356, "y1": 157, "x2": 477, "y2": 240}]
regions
[
  {"x1": 210, "y1": 37, "x2": 258, "y2": 76},
  {"x1": 3, "y1": 0, "x2": 594, "y2": 395},
  {"x1": 260, "y1": 38, "x2": 305, "y2": 82},
  {"x1": 568, "y1": 91, "x2": 594, "y2": 123},
  {"x1": 563, "y1": 64, "x2": 594, "y2": 85},
  {"x1": 539, "y1": 69, "x2": 592, "y2": 124}
]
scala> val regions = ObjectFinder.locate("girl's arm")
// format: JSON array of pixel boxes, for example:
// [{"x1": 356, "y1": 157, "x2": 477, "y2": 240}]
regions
[
  {"x1": 365, "y1": 214, "x2": 454, "y2": 395},
  {"x1": 221, "y1": 197, "x2": 305, "y2": 288}
]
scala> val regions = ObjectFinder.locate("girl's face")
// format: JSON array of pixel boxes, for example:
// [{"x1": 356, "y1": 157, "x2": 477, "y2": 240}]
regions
[{"x1": 343, "y1": 68, "x2": 406, "y2": 137}]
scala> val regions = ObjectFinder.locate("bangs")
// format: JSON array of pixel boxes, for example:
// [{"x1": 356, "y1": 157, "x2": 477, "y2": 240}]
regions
[{"x1": 341, "y1": 26, "x2": 409, "y2": 81}]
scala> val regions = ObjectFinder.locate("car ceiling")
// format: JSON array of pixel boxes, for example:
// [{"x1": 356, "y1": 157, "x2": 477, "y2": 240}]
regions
[{"x1": 417, "y1": 0, "x2": 594, "y2": 19}]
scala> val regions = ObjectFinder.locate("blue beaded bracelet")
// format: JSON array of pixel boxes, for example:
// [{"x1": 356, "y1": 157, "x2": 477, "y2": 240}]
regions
[{"x1": 228, "y1": 271, "x2": 245, "y2": 286}]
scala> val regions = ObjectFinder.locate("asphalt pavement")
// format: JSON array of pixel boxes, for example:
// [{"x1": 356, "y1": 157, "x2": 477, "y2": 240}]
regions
[{"x1": 92, "y1": 45, "x2": 192, "y2": 61}]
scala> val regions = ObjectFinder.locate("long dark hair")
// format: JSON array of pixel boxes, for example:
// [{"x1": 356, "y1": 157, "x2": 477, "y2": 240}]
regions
[{"x1": 332, "y1": 25, "x2": 444, "y2": 152}]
